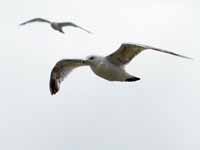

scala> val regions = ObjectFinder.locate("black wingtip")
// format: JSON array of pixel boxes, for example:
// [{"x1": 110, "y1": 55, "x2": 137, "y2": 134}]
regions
[
  {"x1": 49, "y1": 78, "x2": 59, "y2": 95},
  {"x1": 125, "y1": 77, "x2": 141, "y2": 82}
]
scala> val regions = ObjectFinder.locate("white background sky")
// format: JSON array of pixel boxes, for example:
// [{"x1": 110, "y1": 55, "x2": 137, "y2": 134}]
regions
[{"x1": 0, "y1": 0, "x2": 200, "y2": 150}]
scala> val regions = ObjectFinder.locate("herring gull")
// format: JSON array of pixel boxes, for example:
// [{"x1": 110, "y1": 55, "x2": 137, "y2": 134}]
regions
[
  {"x1": 20, "y1": 18, "x2": 92, "y2": 34},
  {"x1": 49, "y1": 43, "x2": 192, "y2": 95}
]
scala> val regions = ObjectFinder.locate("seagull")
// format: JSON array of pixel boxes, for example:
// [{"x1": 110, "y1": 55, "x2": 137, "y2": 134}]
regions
[
  {"x1": 19, "y1": 18, "x2": 92, "y2": 34},
  {"x1": 49, "y1": 43, "x2": 192, "y2": 95}
]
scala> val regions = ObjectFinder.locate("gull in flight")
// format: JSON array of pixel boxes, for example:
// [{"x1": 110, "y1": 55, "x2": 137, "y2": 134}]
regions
[
  {"x1": 20, "y1": 18, "x2": 92, "y2": 34},
  {"x1": 49, "y1": 43, "x2": 192, "y2": 95}
]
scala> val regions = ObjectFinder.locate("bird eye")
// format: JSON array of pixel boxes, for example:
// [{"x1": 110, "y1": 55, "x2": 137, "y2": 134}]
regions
[{"x1": 89, "y1": 56, "x2": 95, "y2": 60}]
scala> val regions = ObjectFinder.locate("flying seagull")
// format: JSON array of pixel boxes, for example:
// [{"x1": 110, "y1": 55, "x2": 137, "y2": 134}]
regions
[
  {"x1": 49, "y1": 43, "x2": 192, "y2": 95},
  {"x1": 19, "y1": 18, "x2": 92, "y2": 34}
]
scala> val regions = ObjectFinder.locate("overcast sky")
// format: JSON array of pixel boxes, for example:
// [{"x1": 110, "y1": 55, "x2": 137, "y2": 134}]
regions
[{"x1": 0, "y1": 0, "x2": 200, "y2": 150}]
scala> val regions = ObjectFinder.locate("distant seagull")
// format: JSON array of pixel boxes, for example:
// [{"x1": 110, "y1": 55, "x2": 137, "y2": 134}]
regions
[
  {"x1": 19, "y1": 18, "x2": 92, "y2": 34},
  {"x1": 49, "y1": 43, "x2": 192, "y2": 95}
]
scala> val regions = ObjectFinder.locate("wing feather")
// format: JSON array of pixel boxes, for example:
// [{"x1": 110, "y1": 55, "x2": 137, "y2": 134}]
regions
[
  {"x1": 58, "y1": 22, "x2": 92, "y2": 34},
  {"x1": 106, "y1": 43, "x2": 192, "y2": 66},
  {"x1": 49, "y1": 59, "x2": 88, "y2": 95},
  {"x1": 20, "y1": 18, "x2": 51, "y2": 25}
]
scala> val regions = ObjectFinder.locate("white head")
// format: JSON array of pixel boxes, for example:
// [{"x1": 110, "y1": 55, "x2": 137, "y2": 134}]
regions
[{"x1": 86, "y1": 55, "x2": 103, "y2": 66}]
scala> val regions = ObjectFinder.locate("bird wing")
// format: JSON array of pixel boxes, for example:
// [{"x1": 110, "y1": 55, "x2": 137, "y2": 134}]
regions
[
  {"x1": 49, "y1": 59, "x2": 88, "y2": 95},
  {"x1": 19, "y1": 18, "x2": 51, "y2": 25},
  {"x1": 106, "y1": 43, "x2": 193, "y2": 66},
  {"x1": 58, "y1": 22, "x2": 92, "y2": 34}
]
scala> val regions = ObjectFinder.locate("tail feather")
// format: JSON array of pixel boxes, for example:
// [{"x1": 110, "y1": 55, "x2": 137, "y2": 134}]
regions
[
  {"x1": 58, "y1": 28, "x2": 65, "y2": 34},
  {"x1": 125, "y1": 76, "x2": 141, "y2": 82}
]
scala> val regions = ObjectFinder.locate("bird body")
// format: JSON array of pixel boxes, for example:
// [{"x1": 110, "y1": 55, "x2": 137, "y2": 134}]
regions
[
  {"x1": 88, "y1": 56, "x2": 132, "y2": 81},
  {"x1": 49, "y1": 43, "x2": 192, "y2": 95},
  {"x1": 50, "y1": 22, "x2": 64, "y2": 33},
  {"x1": 20, "y1": 18, "x2": 92, "y2": 34}
]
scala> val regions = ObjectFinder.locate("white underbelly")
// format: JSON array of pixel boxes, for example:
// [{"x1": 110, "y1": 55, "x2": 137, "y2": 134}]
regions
[{"x1": 90, "y1": 63, "x2": 127, "y2": 81}]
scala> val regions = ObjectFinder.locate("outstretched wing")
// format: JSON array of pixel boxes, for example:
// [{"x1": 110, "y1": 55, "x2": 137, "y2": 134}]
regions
[
  {"x1": 58, "y1": 22, "x2": 92, "y2": 34},
  {"x1": 19, "y1": 18, "x2": 51, "y2": 25},
  {"x1": 106, "y1": 43, "x2": 193, "y2": 66},
  {"x1": 49, "y1": 59, "x2": 88, "y2": 95}
]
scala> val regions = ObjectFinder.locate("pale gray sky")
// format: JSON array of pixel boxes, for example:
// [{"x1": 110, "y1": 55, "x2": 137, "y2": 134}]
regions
[{"x1": 0, "y1": 0, "x2": 200, "y2": 150}]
